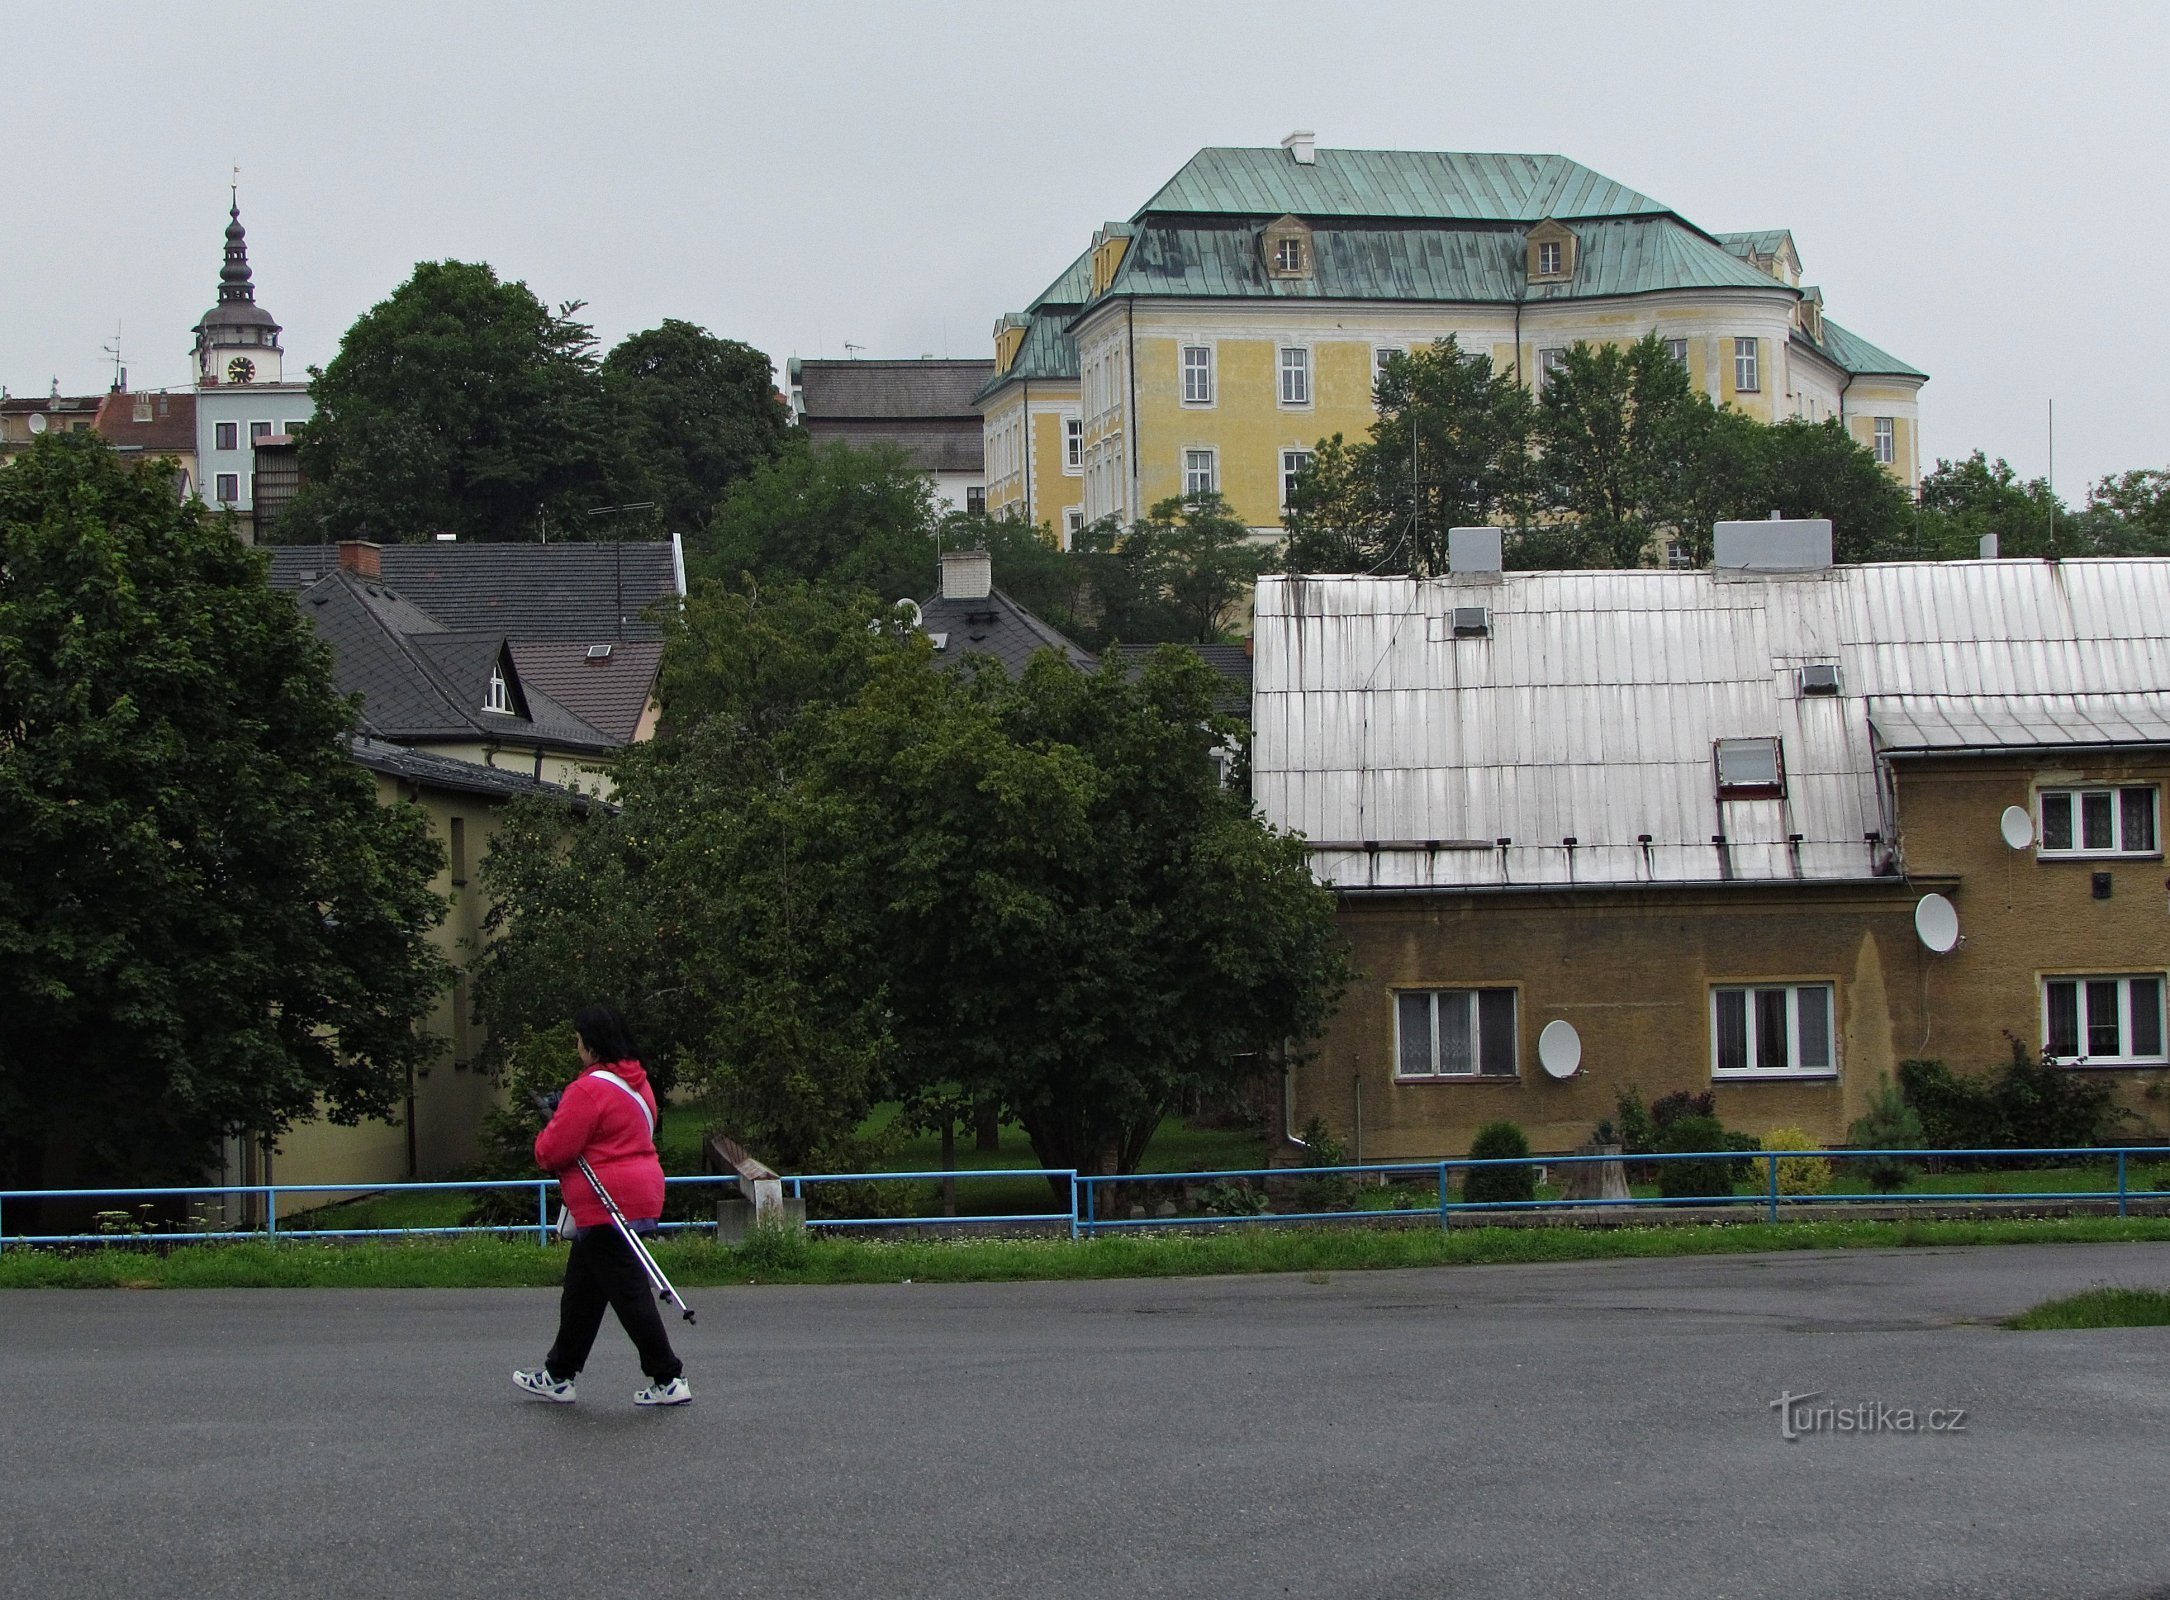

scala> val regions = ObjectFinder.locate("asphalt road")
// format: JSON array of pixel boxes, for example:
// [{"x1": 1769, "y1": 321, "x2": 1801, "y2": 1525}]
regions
[{"x1": 3, "y1": 1243, "x2": 2168, "y2": 1600}]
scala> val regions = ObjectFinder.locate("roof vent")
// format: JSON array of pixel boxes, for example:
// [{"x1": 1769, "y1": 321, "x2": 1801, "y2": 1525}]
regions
[
  {"x1": 1798, "y1": 662, "x2": 1840, "y2": 696},
  {"x1": 586, "y1": 643, "x2": 614, "y2": 662},
  {"x1": 1280, "y1": 130, "x2": 1316, "y2": 165},
  {"x1": 1452, "y1": 606, "x2": 1490, "y2": 638},
  {"x1": 1448, "y1": 526, "x2": 1503, "y2": 574},
  {"x1": 1713, "y1": 518, "x2": 1832, "y2": 572}
]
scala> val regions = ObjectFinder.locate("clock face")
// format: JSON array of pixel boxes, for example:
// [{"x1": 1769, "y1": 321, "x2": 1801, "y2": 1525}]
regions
[{"x1": 227, "y1": 357, "x2": 255, "y2": 385}]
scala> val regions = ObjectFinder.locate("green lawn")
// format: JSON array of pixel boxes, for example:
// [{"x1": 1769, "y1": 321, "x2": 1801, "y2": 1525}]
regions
[{"x1": 2006, "y1": 1286, "x2": 2170, "y2": 1330}]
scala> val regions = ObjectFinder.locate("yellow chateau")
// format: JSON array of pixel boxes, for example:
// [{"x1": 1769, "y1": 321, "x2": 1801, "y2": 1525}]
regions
[{"x1": 977, "y1": 135, "x2": 1926, "y2": 541}]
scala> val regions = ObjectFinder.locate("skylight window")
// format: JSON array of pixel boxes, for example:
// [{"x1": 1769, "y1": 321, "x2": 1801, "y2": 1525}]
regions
[{"x1": 1715, "y1": 737, "x2": 1783, "y2": 795}]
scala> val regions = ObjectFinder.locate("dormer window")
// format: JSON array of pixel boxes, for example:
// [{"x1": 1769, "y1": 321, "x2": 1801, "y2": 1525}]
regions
[
  {"x1": 1262, "y1": 214, "x2": 1314, "y2": 281},
  {"x1": 1526, "y1": 219, "x2": 1577, "y2": 283},
  {"x1": 1537, "y1": 241, "x2": 1562, "y2": 276},
  {"x1": 485, "y1": 664, "x2": 512, "y2": 714},
  {"x1": 1275, "y1": 237, "x2": 1304, "y2": 273}
]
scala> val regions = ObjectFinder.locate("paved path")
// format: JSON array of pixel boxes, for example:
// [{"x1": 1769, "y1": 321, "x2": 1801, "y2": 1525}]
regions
[{"x1": 3, "y1": 1243, "x2": 2168, "y2": 1599}]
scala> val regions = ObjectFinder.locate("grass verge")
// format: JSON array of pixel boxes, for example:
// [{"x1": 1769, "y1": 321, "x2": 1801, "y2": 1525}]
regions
[
  {"x1": 2004, "y1": 1286, "x2": 2170, "y2": 1330},
  {"x1": 7, "y1": 1215, "x2": 2170, "y2": 1291}
]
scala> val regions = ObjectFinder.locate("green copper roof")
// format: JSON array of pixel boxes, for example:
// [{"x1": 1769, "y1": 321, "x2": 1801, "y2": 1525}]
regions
[
  {"x1": 976, "y1": 246, "x2": 1095, "y2": 403},
  {"x1": 1719, "y1": 230, "x2": 1795, "y2": 260},
  {"x1": 1105, "y1": 214, "x2": 1779, "y2": 303},
  {"x1": 1793, "y1": 317, "x2": 1926, "y2": 380},
  {"x1": 1031, "y1": 245, "x2": 1095, "y2": 312},
  {"x1": 1138, "y1": 148, "x2": 1668, "y2": 222}
]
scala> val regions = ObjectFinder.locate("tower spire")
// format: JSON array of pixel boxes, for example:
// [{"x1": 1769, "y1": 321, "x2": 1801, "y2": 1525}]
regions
[{"x1": 219, "y1": 187, "x2": 255, "y2": 305}]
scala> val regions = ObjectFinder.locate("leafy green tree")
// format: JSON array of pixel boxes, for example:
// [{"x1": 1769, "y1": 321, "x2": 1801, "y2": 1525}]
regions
[
  {"x1": 1755, "y1": 418, "x2": 1915, "y2": 561},
  {"x1": 2080, "y1": 467, "x2": 2170, "y2": 555},
  {"x1": 602, "y1": 320, "x2": 790, "y2": 534},
  {"x1": 1537, "y1": 334, "x2": 1714, "y2": 567},
  {"x1": 1070, "y1": 493, "x2": 1270, "y2": 645},
  {"x1": 692, "y1": 438, "x2": 941, "y2": 599},
  {"x1": 286, "y1": 260, "x2": 621, "y2": 543},
  {"x1": 0, "y1": 436, "x2": 447, "y2": 1189},
  {"x1": 1914, "y1": 451, "x2": 2066, "y2": 558}
]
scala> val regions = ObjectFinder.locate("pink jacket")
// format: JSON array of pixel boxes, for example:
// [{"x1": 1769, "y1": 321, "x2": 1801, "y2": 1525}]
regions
[{"x1": 533, "y1": 1060, "x2": 665, "y2": 1228}]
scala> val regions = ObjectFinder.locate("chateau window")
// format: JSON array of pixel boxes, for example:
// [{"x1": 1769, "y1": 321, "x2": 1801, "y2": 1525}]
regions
[
  {"x1": 1065, "y1": 417, "x2": 1083, "y2": 472},
  {"x1": 1274, "y1": 236, "x2": 1305, "y2": 274},
  {"x1": 1396, "y1": 988, "x2": 1518, "y2": 1079},
  {"x1": 1712, "y1": 984, "x2": 1835, "y2": 1077},
  {"x1": 1183, "y1": 448, "x2": 1218, "y2": 497},
  {"x1": 1278, "y1": 347, "x2": 1310, "y2": 407},
  {"x1": 1734, "y1": 337, "x2": 1760, "y2": 393},
  {"x1": 1537, "y1": 241, "x2": 1562, "y2": 276},
  {"x1": 1665, "y1": 337, "x2": 1690, "y2": 368},
  {"x1": 2045, "y1": 976, "x2": 2166, "y2": 1065},
  {"x1": 966, "y1": 486, "x2": 986, "y2": 516},
  {"x1": 214, "y1": 421, "x2": 239, "y2": 451},
  {"x1": 1539, "y1": 347, "x2": 1569, "y2": 389},
  {"x1": 2040, "y1": 787, "x2": 2158, "y2": 856},
  {"x1": 1874, "y1": 417, "x2": 1895, "y2": 464},
  {"x1": 1064, "y1": 506, "x2": 1084, "y2": 541},
  {"x1": 215, "y1": 472, "x2": 239, "y2": 503},
  {"x1": 1181, "y1": 345, "x2": 1214, "y2": 406},
  {"x1": 1281, "y1": 449, "x2": 1315, "y2": 507},
  {"x1": 1373, "y1": 346, "x2": 1404, "y2": 396}
]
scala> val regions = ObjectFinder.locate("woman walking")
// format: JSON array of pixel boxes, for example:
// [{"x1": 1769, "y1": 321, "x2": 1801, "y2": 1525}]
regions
[{"x1": 513, "y1": 1004, "x2": 691, "y2": 1407}]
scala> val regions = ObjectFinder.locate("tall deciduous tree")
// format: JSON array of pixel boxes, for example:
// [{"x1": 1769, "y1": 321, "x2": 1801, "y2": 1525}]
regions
[
  {"x1": 602, "y1": 320, "x2": 790, "y2": 534},
  {"x1": 691, "y1": 438, "x2": 942, "y2": 600},
  {"x1": 286, "y1": 260, "x2": 621, "y2": 543},
  {"x1": 1915, "y1": 450, "x2": 2069, "y2": 558},
  {"x1": 0, "y1": 436, "x2": 447, "y2": 1189},
  {"x1": 1075, "y1": 493, "x2": 1273, "y2": 644}
]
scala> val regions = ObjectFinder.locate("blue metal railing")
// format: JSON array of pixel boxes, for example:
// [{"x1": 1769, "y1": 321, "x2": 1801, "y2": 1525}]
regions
[{"x1": 3, "y1": 1146, "x2": 2167, "y2": 1252}]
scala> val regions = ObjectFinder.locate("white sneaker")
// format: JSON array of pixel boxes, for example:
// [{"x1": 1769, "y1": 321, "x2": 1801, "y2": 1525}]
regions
[
  {"x1": 513, "y1": 1367, "x2": 576, "y2": 1403},
  {"x1": 633, "y1": 1376, "x2": 692, "y2": 1407}
]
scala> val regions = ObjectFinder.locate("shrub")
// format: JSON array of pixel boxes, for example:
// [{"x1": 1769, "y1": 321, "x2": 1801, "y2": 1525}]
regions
[
  {"x1": 1649, "y1": 1090, "x2": 1717, "y2": 1135},
  {"x1": 1899, "y1": 1035, "x2": 2127, "y2": 1152},
  {"x1": 1612, "y1": 1087, "x2": 1655, "y2": 1156},
  {"x1": 1653, "y1": 1114, "x2": 1753, "y2": 1200},
  {"x1": 1295, "y1": 1116, "x2": 1354, "y2": 1208},
  {"x1": 1849, "y1": 1075, "x2": 1926, "y2": 1192},
  {"x1": 1759, "y1": 1127, "x2": 1833, "y2": 1196},
  {"x1": 1461, "y1": 1121, "x2": 1537, "y2": 1206}
]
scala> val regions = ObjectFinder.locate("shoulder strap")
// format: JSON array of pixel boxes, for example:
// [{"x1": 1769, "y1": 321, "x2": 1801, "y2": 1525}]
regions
[{"x1": 587, "y1": 1069, "x2": 655, "y2": 1137}]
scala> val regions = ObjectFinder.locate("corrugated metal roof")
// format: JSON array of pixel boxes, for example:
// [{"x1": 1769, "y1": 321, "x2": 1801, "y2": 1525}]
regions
[
  {"x1": 1138, "y1": 149, "x2": 1668, "y2": 222},
  {"x1": 1252, "y1": 560, "x2": 2170, "y2": 891}
]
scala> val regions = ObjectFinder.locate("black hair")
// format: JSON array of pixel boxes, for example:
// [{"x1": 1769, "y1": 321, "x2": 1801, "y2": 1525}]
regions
[{"x1": 573, "y1": 1003, "x2": 640, "y2": 1066}]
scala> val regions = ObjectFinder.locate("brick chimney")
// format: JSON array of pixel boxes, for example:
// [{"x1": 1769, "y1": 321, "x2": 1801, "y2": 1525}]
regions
[
  {"x1": 939, "y1": 547, "x2": 992, "y2": 601},
  {"x1": 338, "y1": 540, "x2": 382, "y2": 580}
]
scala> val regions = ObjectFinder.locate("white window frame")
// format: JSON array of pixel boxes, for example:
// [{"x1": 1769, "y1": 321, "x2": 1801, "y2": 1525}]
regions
[
  {"x1": 1278, "y1": 345, "x2": 1311, "y2": 408},
  {"x1": 484, "y1": 664, "x2": 513, "y2": 715},
  {"x1": 1281, "y1": 448, "x2": 1314, "y2": 508},
  {"x1": 2042, "y1": 974, "x2": 2167, "y2": 1066},
  {"x1": 2039, "y1": 786, "x2": 2159, "y2": 858},
  {"x1": 1734, "y1": 337, "x2": 1760, "y2": 393},
  {"x1": 1274, "y1": 236, "x2": 1305, "y2": 274},
  {"x1": 1537, "y1": 241, "x2": 1562, "y2": 276},
  {"x1": 214, "y1": 421, "x2": 239, "y2": 452},
  {"x1": 1064, "y1": 506, "x2": 1085, "y2": 542},
  {"x1": 1710, "y1": 983, "x2": 1837, "y2": 1079},
  {"x1": 1182, "y1": 447, "x2": 1218, "y2": 498},
  {"x1": 1393, "y1": 987, "x2": 1519, "y2": 1079},
  {"x1": 1372, "y1": 346, "x2": 1405, "y2": 389},
  {"x1": 1064, "y1": 416, "x2": 1083, "y2": 474},
  {"x1": 1665, "y1": 337, "x2": 1690, "y2": 368},
  {"x1": 1873, "y1": 416, "x2": 1895, "y2": 465},
  {"x1": 214, "y1": 472, "x2": 239, "y2": 503},
  {"x1": 1181, "y1": 344, "x2": 1214, "y2": 407},
  {"x1": 1538, "y1": 347, "x2": 1568, "y2": 389}
]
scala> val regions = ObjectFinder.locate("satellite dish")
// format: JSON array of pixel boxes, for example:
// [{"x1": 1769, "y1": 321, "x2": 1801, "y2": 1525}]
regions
[
  {"x1": 2000, "y1": 805, "x2": 2034, "y2": 850},
  {"x1": 1914, "y1": 893, "x2": 1960, "y2": 955},
  {"x1": 26, "y1": 413, "x2": 47, "y2": 435},
  {"x1": 896, "y1": 599, "x2": 923, "y2": 628},
  {"x1": 1537, "y1": 1019, "x2": 1582, "y2": 1080}
]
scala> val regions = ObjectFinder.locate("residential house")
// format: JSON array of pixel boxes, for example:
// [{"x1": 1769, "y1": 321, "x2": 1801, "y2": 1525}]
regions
[
  {"x1": 92, "y1": 386, "x2": 198, "y2": 496},
  {"x1": 791, "y1": 357, "x2": 994, "y2": 516},
  {"x1": 982, "y1": 136, "x2": 1927, "y2": 539},
  {"x1": 917, "y1": 546, "x2": 1095, "y2": 673},
  {"x1": 1252, "y1": 530, "x2": 2170, "y2": 1159},
  {"x1": 0, "y1": 388, "x2": 106, "y2": 467}
]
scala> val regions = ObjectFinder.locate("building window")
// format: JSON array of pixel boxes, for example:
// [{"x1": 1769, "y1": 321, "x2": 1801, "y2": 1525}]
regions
[
  {"x1": 1664, "y1": 538, "x2": 1693, "y2": 570},
  {"x1": 214, "y1": 472, "x2": 239, "y2": 503},
  {"x1": 1715, "y1": 737, "x2": 1784, "y2": 795},
  {"x1": 2045, "y1": 975, "x2": 2166, "y2": 1065},
  {"x1": 1396, "y1": 988, "x2": 1518, "y2": 1078},
  {"x1": 1712, "y1": 984, "x2": 1836, "y2": 1077},
  {"x1": 965, "y1": 486, "x2": 986, "y2": 516},
  {"x1": 1065, "y1": 417, "x2": 1083, "y2": 471},
  {"x1": 1181, "y1": 345, "x2": 1214, "y2": 405},
  {"x1": 1873, "y1": 417, "x2": 1895, "y2": 464},
  {"x1": 1183, "y1": 448, "x2": 1218, "y2": 497},
  {"x1": 1537, "y1": 241, "x2": 1562, "y2": 276},
  {"x1": 1539, "y1": 347, "x2": 1568, "y2": 389},
  {"x1": 1064, "y1": 506, "x2": 1085, "y2": 540},
  {"x1": 485, "y1": 664, "x2": 513, "y2": 714},
  {"x1": 1281, "y1": 449, "x2": 1314, "y2": 507},
  {"x1": 214, "y1": 421, "x2": 239, "y2": 451},
  {"x1": 1665, "y1": 337, "x2": 1690, "y2": 368},
  {"x1": 1373, "y1": 346, "x2": 1405, "y2": 390},
  {"x1": 250, "y1": 420, "x2": 274, "y2": 442},
  {"x1": 1734, "y1": 337, "x2": 1760, "y2": 392},
  {"x1": 2040, "y1": 786, "x2": 2159, "y2": 856},
  {"x1": 1279, "y1": 346, "x2": 1310, "y2": 406},
  {"x1": 448, "y1": 816, "x2": 468, "y2": 888},
  {"x1": 1274, "y1": 236, "x2": 1305, "y2": 274}
]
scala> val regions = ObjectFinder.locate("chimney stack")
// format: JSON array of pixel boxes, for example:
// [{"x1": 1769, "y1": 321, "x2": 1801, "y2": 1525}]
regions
[
  {"x1": 939, "y1": 547, "x2": 992, "y2": 601},
  {"x1": 1281, "y1": 130, "x2": 1317, "y2": 165},
  {"x1": 337, "y1": 540, "x2": 382, "y2": 580}
]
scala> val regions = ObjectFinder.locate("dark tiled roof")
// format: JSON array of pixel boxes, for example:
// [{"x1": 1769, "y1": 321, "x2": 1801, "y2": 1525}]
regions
[
  {"x1": 349, "y1": 736, "x2": 596, "y2": 808},
  {"x1": 800, "y1": 416, "x2": 983, "y2": 473},
  {"x1": 794, "y1": 359, "x2": 994, "y2": 420},
  {"x1": 93, "y1": 391, "x2": 197, "y2": 454},
  {"x1": 508, "y1": 640, "x2": 665, "y2": 745},
  {"x1": 917, "y1": 588, "x2": 1095, "y2": 677},
  {"x1": 265, "y1": 542, "x2": 681, "y2": 641},
  {"x1": 1111, "y1": 642, "x2": 1254, "y2": 717}
]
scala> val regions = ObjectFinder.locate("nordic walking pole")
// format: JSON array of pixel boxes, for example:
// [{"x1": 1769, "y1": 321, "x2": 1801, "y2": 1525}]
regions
[{"x1": 576, "y1": 1154, "x2": 695, "y2": 1324}]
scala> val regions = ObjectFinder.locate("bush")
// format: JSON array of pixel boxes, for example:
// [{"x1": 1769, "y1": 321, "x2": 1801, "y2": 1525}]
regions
[
  {"x1": 1462, "y1": 1121, "x2": 1536, "y2": 1206},
  {"x1": 1899, "y1": 1035, "x2": 2127, "y2": 1152},
  {"x1": 1759, "y1": 1127, "x2": 1833, "y2": 1196},
  {"x1": 1653, "y1": 1114, "x2": 1757, "y2": 1200},
  {"x1": 1612, "y1": 1087, "x2": 1655, "y2": 1156},
  {"x1": 1649, "y1": 1090, "x2": 1717, "y2": 1135},
  {"x1": 1850, "y1": 1075, "x2": 1926, "y2": 1192},
  {"x1": 1295, "y1": 1116, "x2": 1354, "y2": 1209}
]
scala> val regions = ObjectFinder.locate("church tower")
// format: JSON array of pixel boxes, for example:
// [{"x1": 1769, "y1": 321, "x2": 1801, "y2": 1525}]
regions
[{"x1": 192, "y1": 193, "x2": 283, "y2": 387}]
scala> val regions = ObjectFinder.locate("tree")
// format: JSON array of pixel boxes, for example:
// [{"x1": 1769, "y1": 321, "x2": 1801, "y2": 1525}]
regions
[
  {"x1": 602, "y1": 320, "x2": 790, "y2": 534},
  {"x1": 286, "y1": 260, "x2": 621, "y2": 544},
  {"x1": 1754, "y1": 418, "x2": 1915, "y2": 561},
  {"x1": 1537, "y1": 335, "x2": 1715, "y2": 568},
  {"x1": 0, "y1": 436, "x2": 447, "y2": 1189},
  {"x1": 2084, "y1": 468, "x2": 2170, "y2": 555},
  {"x1": 691, "y1": 438, "x2": 942, "y2": 600},
  {"x1": 1914, "y1": 451, "x2": 2066, "y2": 558}
]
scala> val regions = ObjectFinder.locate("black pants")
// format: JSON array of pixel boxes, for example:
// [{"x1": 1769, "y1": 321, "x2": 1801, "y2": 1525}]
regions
[{"x1": 545, "y1": 1224, "x2": 683, "y2": 1384}]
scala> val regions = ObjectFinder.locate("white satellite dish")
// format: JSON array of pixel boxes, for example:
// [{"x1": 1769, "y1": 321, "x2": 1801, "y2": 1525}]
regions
[
  {"x1": 896, "y1": 599, "x2": 923, "y2": 628},
  {"x1": 26, "y1": 413, "x2": 47, "y2": 435},
  {"x1": 1999, "y1": 805, "x2": 2034, "y2": 850},
  {"x1": 1914, "y1": 893, "x2": 1960, "y2": 955},
  {"x1": 1537, "y1": 1019, "x2": 1582, "y2": 1080}
]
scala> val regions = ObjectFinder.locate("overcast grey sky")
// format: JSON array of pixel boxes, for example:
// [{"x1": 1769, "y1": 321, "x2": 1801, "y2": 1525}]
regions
[{"x1": 5, "y1": 2, "x2": 2164, "y2": 492}]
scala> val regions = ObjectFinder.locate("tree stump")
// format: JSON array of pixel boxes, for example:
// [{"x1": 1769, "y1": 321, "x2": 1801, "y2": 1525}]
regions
[{"x1": 1557, "y1": 1142, "x2": 1631, "y2": 1203}]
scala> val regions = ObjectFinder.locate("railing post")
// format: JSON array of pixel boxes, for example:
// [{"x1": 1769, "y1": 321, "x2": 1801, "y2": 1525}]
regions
[
  {"x1": 1083, "y1": 1175, "x2": 1095, "y2": 1238},
  {"x1": 266, "y1": 1185, "x2": 278, "y2": 1244},
  {"x1": 0, "y1": 1194, "x2": 6, "y2": 1257},
  {"x1": 1067, "y1": 1170, "x2": 1079, "y2": 1241},
  {"x1": 537, "y1": 1181, "x2": 551, "y2": 1247},
  {"x1": 1768, "y1": 1153, "x2": 1780, "y2": 1224},
  {"x1": 2118, "y1": 1150, "x2": 2129, "y2": 1218},
  {"x1": 1438, "y1": 1161, "x2": 1450, "y2": 1230}
]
